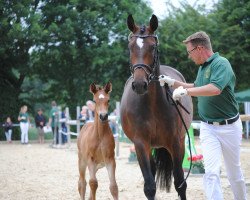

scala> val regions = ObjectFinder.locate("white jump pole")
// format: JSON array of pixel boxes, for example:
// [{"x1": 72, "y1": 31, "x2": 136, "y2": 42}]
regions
[
  {"x1": 65, "y1": 107, "x2": 71, "y2": 145},
  {"x1": 76, "y1": 106, "x2": 81, "y2": 137},
  {"x1": 58, "y1": 106, "x2": 62, "y2": 145},
  {"x1": 115, "y1": 101, "x2": 120, "y2": 158}
]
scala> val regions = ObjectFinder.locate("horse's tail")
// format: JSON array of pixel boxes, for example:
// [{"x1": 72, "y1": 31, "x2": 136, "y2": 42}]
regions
[{"x1": 154, "y1": 147, "x2": 173, "y2": 192}]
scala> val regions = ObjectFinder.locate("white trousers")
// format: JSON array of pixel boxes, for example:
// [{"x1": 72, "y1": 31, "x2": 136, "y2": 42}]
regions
[
  {"x1": 199, "y1": 119, "x2": 247, "y2": 200},
  {"x1": 5, "y1": 130, "x2": 12, "y2": 141},
  {"x1": 20, "y1": 122, "x2": 29, "y2": 144}
]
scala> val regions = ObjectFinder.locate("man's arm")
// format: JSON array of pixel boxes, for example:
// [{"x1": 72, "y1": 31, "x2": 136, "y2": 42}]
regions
[{"x1": 186, "y1": 84, "x2": 221, "y2": 96}]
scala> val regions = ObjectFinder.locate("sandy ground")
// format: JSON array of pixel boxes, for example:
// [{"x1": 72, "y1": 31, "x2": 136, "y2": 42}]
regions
[{"x1": 0, "y1": 138, "x2": 249, "y2": 200}]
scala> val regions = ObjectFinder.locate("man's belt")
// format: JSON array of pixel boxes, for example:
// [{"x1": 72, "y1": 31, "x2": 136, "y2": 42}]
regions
[{"x1": 202, "y1": 114, "x2": 239, "y2": 126}]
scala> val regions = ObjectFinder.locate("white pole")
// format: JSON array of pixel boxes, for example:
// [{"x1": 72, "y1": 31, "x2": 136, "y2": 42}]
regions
[
  {"x1": 58, "y1": 106, "x2": 62, "y2": 145},
  {"x1": 76, "y1": 106, "x2": 80, "y2": 137},
  {"x1": 66, "y1": 107, "x2": 71, "y2": 145},
  {"x1": 115, "y1": 101, "x2": 120, "y2": 158}
]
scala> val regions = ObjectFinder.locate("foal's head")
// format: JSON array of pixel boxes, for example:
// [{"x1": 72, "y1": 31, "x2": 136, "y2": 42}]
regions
[
  {"x1": 127, "y1": 14, "x2": 159, "y2": 95},
  {"x1": 90, "y1": 81, "x2": 112, "y2": 122}
]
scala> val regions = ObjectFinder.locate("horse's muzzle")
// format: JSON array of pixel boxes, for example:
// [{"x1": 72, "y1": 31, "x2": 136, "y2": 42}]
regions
[
  {"x1": 132, "y1": 81, "x2": 148, "y2": 95},
  {"x1": 99, "y1": 113, "x2": 108, "y2": 122}
]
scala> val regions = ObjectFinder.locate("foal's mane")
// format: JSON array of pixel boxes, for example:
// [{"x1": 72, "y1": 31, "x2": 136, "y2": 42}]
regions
[
  {"x1": 95, "y1": 85, "x2": 103, "y2": 91},
  {"x1": 140, "y1": 25, "x2": 146, "y2": 34}
]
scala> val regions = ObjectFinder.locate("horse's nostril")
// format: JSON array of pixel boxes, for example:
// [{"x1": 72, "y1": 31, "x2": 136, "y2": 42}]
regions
[
  {"x1": 143, "y1": 82, "x2": 148, "y2": 90},
  {"x1": 100, "y1": 113, "x2": 108, "y2": 121},
  {"x1": 132, "y1": 82, "x2": 136, "y2": 91}
]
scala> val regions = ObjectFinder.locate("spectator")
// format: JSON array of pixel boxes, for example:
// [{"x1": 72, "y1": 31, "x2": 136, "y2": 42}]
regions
[
  {"x1": 18, "y1": 105, "x2": 30, "y2": 144},
  {"x1": 48, "y1": 101, "x2": 59, "y2": 145},
  {"x1": 78, "y1": 105, "x2": 88, "y2": 123},
  {"x1": 109, "y1": 109, "x2": 118, "y2": 136},
  {"x1": 35, "y1": 108, "x2": 46, "y2": 144},
  {"x1": 4, "y1": 117, "x2": 13, "y2": 143},
  {"x1": 86, "y1": 100, "x2": 95, "y2": 123}
]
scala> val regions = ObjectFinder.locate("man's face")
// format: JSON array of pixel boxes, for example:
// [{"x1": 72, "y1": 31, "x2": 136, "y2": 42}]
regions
[{"x1": 186, "y1": 42, "x2": 203, "y2": 65}]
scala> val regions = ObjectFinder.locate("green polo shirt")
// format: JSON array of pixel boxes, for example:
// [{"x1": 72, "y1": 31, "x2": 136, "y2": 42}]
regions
[
  {"x1": 19, "y1": 113, "x2": 29, "y2": 123},
  {"x1": 49, "y1": 106, "x2": 59, "y2": 128},
  {"x1": 194, "y1": 52, "x2": 239, "y2": 122}
]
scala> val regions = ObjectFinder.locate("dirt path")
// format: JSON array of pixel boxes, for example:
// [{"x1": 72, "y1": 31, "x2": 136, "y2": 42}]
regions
[{"x1": 0, "y1": 138, "x2": 249, "y2": 200}]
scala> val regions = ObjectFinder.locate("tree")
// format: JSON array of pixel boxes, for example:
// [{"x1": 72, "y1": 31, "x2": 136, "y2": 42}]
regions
[
  {"x1": 211, "y1": 0, "x2": 250, "y2": 90},
  {"x1": 0, "y1": 0, "x2": 41, "y2": 139},
  {"x1": 29, "y1": 0, "x2": 152, "y2": 113}
]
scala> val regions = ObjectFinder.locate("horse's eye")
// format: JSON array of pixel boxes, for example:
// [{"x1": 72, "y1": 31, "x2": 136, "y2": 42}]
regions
[
  {"x1": 108, "y1": 100, "x2": 110, "y2": 103},
  {"x1": 93, "y1": 100, "x2": 96, "y2": 103},
  {"x1": 152, "y1": 44, "x2": 157, "y2": 49}
]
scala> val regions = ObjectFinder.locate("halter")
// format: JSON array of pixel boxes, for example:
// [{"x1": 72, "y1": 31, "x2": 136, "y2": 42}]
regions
[{"x1": 129, "y1": 34, "x2": 160, "y2": 81}]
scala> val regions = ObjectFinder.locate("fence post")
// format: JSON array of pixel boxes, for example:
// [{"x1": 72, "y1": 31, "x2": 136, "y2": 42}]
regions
[
  {"x1": 65, "y1": 107, "x2": 71, "y2": 145},
  {"x1": 76, "y1": 106, "x2": 80, "y2": 138},
  {"x1": 58, "y1": 106, "x2": 62, "y2": 145},
  {"x1": 115, "y1": 101, "x2": 120, "y2": 157}
]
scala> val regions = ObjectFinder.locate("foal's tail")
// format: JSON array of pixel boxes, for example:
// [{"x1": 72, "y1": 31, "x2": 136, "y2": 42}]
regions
[{"x1": 154, "y1": 147, "x2": 173, "y2": 192}]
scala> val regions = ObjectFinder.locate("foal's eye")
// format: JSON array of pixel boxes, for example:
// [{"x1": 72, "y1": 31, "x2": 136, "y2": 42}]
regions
[
  {"x1": 108, "y1": 100, "x2": 110, "y2": 103},
  {"x1": 150, "y1": 44, "x2": 156, "y2": 50}
]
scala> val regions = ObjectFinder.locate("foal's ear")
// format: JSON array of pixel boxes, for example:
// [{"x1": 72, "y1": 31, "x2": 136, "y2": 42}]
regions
[
  {"x1": 127, "y1": 14, "x2": 137, "y2": 33},
  {"x1": 149, "y1": 14, "x2": 158, "y2": 32},
  {"x1": 104, "y1": 81, "x2": 112, "y2": 94},
  {"x1": 90, "y1": 82, "x2": 98, "y2": 94}
]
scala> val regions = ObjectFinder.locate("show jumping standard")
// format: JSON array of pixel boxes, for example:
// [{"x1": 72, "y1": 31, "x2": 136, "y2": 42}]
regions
[
  {"x1": 77, "y1": 82, "x2": 118, "y2": 200},
  {"x1": 120, "y1": 15, "x2": 193, "y2": 200}
]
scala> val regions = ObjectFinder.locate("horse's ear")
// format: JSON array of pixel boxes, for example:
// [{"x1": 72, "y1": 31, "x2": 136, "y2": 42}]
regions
[
  {"x1": 127, "y1": 14, "x2": 136, "y2": 32},
  {"x1": 104, "y1": 81, "x2": 112, "y2": 94},
  {"x1": 90, "y1": 82, "x2": 98, "y2": 94},
  {"x1": 149, "y1": 14, "x2": 158, "y2": 32}
]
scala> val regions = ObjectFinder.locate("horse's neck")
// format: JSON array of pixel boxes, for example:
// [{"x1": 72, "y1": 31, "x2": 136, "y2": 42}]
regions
[
  {"x1": 148, "y1": 83, "x2": 171, "y2": 107},
  {"x1": 93, "y1": 113, "x2": 109, "y2": 138}
]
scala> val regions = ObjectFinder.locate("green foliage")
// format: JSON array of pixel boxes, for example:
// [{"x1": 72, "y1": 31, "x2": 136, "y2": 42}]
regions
[
  {"x1": 1, "y1": 0, "x2": 250, "y2": 140},
  {"x1": 211, "y1": 0, "x2": 250, "y2": 90},
  {"x1": 158, "y1": 0, "x2": 250, "y2": 118},
  {"x1": 29, "y1": 0, "x2": 152, "y2": 114}
]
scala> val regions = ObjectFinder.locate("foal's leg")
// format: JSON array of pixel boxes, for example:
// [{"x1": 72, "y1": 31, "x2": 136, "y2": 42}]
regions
[
  {"x1": 172, "y1": 139, "x2": 187, "y2": 200},
  {"x1": 88, "y1": 162, "x2": 98, "y2": 200},
  {"x1": 105, "y1": 158, "x2": 118, "y2": 200},
  {"x1": 135, "y1": 141, "x2": 156, "y2": 200},
  {"x1": 78, "y1": 158, "x2": 87, "y2": 200}
]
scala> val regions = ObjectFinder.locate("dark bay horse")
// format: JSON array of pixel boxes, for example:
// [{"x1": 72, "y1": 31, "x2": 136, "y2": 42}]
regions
[
  {"x1": 77, "y1": 82, "x2": 118, "y2": 200},
  {"x1": 120, "y1": 15, "x2": 193, "y2": 200}
]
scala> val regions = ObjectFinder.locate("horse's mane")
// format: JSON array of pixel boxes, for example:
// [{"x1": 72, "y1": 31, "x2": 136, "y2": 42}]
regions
[
  {"x1": 95, "y1": 85, "x2": 103, "y2": 90},
  {"x1": 140, "y1": 25, "x2": 146, "y2": 34}
]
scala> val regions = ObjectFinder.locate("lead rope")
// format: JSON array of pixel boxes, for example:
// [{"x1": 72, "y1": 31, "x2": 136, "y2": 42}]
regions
[{"x1": 164, "y1": 85, "x2": 192, "y2": 189}]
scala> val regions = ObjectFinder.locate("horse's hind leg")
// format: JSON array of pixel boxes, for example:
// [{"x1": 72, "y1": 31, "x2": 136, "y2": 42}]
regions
[
  {"x1": 135, "y1": 141, "x2": 156, "y2": 200},
  {"x1": 78, "y1": 158, "x2": 87, "y2": 200},
  {"x1": 105, "y1": 158, "x2": 118, "y2": 200},
  {"x1": 88, "y1": 162, "x2": 98, "y2": 200}
]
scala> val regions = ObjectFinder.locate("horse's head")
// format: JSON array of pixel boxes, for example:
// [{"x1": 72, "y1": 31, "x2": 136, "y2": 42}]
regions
[
  {"x1": 90, "y1": 81, "x2": 112, "y2": 122},
  {"x1": 127, "y1": 14, "x2": 159, "y2": 95}
]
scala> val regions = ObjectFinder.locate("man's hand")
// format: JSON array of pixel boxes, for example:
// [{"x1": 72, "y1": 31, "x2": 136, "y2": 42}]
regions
[
  {"x1": 158, "y1": 75, "x2": 175, "y2": 87},
  {"x1": 173, "y1": 86, "x2": 187, "y2": 101}
]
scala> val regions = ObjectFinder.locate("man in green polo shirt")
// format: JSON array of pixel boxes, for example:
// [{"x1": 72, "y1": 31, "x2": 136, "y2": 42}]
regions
[{"x1": 159, "y1": 31, "x2": 246, "y2": 200}]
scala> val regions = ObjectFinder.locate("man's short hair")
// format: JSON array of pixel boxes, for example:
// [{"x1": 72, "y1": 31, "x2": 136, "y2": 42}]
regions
[{"x1": 183, "y1": 31, "x2": 212, "y2": 50}]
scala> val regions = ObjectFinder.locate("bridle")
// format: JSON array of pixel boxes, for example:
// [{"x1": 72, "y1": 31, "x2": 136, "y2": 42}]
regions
[{"x1": 129, "y1": 34, "x2": 160, "y2": 81}]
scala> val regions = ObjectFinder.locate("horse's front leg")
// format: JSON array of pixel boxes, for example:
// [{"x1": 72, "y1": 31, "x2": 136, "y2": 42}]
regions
[
  {"x1": 78, "y1": 157, "x2": 87, "y2": 200},
  {"x1": 172, "y1": 139, "x2": 187, "y2": 200},
  {"x1": 134, "y1": 141, "x2": 156, "y2": 200},
  {"x1": 87, "y1": 161, "x2": 98, "y2": 200},
  {"x1": 105, "y1": 158, "x2": 118, "y2": 200}
]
